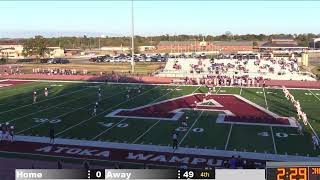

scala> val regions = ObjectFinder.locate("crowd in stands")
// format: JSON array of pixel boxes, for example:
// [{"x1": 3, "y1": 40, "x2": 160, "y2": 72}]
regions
[
  {"x1": 161, "y1": 56, "x2": 314, "y2": 81},
  {"x1": 175, "y1": 75, "x2": 265, "y2": 86}
]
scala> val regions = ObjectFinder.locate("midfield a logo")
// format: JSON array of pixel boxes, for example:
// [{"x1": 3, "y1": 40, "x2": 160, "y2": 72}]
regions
[{"x1": 106, "y1": 93, "x2": 296, "y2": 127}]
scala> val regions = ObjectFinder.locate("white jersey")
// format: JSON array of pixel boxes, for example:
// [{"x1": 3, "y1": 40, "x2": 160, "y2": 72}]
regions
[
  {"x1": 302, "y1": 113, "x2": 308, "y2": 125},
  {"x1": 172, "y1": 133, "x2": 177, "y2": 140}
]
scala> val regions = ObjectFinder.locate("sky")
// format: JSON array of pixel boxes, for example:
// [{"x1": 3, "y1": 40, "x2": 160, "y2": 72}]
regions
[{"x1": 0, "y1": 1, "x2": 320, "y2": 38}]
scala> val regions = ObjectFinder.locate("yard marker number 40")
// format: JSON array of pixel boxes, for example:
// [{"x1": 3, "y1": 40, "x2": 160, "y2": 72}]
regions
[
  {"x1": 98, "y1": 122, "x2": 128, "y2": 128},
  {"x1": 258, "y1": 132, "x2": 289, "y2": 138}
]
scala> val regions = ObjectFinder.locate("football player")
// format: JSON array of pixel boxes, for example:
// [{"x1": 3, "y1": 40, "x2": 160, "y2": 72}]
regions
[
  {"x1": 182, "y1": 116, "x2": 188, "y2": 127},
  {"x1": 98, "y1": 89, "x2": 102, "y2": 101},
  {"x1": 312, "y1": 134, "x2": 319, "y2": 150},
  {"x1": 44, "y1": 87, "x2": 48, "y2": 97},
  {"x1": 95, "y1": 102, "x2": 99, "y2": 108},
  {"x1": 302, "y1": 112, "x2": 308, "y2": 126},
  {"x1": 4, "y1": 122, "x2": 10, "y2": 141},
  {"x1": 9, "y1": 125, "x2": 14, "y2": 142},
  {"x1": 92, "y1": 105, "x2": 97, "y2": 116},
  {"x1": 172, "y1": 131, "x2": 178, "y2": 150},
  {"x1": 49, "y1": 127, "x2": 55, "y2": 144},
  {"x1": 33, "y1": 90, "x2": 37, "y2": 104},
  {"x1": 297, "y1": 109, "x2": 303, "y2": 120}
]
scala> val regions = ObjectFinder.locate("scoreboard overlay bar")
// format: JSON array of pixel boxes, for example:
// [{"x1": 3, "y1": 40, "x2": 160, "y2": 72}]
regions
[{"x1": 15, "y1": 169, "x2": 215, "y2": 179}]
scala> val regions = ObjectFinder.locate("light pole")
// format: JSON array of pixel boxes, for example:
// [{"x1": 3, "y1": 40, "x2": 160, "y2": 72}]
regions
[{"x1": 131, "y1": 0, "x2": 135, "y2": 73}]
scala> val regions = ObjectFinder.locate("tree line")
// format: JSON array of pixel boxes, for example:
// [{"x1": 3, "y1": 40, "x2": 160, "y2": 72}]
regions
[{"x1": 20, "y1": 33, "x2": 320, "y2": 58}]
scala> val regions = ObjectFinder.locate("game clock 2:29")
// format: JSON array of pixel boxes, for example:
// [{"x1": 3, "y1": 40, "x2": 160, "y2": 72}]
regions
[{"x1": 276, "y1": 167, "x2": 307, "y2": 180}]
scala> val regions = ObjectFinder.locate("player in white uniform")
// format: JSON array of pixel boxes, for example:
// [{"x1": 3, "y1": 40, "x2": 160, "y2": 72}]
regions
[
  {"x1": 172, "y1": 132, "x2": 178, "y2": 149},
  {"x1": 44, "y1": 87, "x2": 48, "y2": 97},
  {"x1": 92, "y1": 105, "x2": 97, "y2": 116},
  {"x1": 182, "y1": 116, "x2": 188, "y2": 127},
  {"x1": 297, "y1": 109, "x2": 303, "y2": 120},
  {"x1": 302, "y1": 112, "x2": 308, "y2": 126},
  {"x1": 290, "y1": 94, "x2": 295, "y2": 103},
  {"x1": 98, "y1": 88, "x2": 102, "y2": 101},
  {"x1": 4, "y1": 122, "x2": 9, "y2": 140},
  {"x1": 9, "y1": 126, "x2": 14, "y2": 142},
  {"x1": 312, "y1": 135, "x2": 319, "y2": 150},
  {"x1": 33, "y1": 91, "x2": 37, "y2": 104}
]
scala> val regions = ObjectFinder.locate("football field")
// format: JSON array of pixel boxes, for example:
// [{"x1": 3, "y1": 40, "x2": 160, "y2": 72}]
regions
[{"x1": 0, "y1": 80, "x2": 320, "y2": 168}]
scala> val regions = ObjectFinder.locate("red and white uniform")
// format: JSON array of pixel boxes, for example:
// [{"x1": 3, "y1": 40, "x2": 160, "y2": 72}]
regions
[{"x1": 302, "y1": 112, "x2": 308, "y2": 126}]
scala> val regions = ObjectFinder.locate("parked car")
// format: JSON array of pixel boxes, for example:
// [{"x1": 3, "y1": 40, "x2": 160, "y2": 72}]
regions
[{"x1": 47, "y1": 58, "x2": 70, "y2": 64}]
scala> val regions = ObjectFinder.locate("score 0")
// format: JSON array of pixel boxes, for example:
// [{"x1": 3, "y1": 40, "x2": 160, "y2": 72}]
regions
[{"x1": 88, "y1": 169, "x2": 105, "y2": 179}]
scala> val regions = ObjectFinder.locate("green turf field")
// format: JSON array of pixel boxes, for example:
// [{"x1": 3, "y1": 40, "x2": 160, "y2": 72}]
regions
[{"x1": 1, "y1": 80, "x2": 320, "y2": 167}]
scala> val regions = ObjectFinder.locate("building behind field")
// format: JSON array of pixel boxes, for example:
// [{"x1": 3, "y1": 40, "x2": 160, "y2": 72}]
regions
[
  {"x1": 156, "y1": 40, "x2": 266, "y2": 53},
  {"x1": 0, "y1": 40, "x2": 24, "y2": 59},
  {"x1": 259, "y1": 38, "x2": 308, "y2": 53}
]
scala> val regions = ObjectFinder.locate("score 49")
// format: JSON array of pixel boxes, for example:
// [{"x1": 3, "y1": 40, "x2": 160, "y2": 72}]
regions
[{"x1": 180, "y1": 170, "x2": 214, "y2": 179}]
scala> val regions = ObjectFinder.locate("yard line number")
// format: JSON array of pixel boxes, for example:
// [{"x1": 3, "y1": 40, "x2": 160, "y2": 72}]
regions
[
  {"x1": 258, "y1": 131, "x2": 290, "y2": 138},
  {"x1": 33, "y1": 118, "x2": 62, "y2": 124}
]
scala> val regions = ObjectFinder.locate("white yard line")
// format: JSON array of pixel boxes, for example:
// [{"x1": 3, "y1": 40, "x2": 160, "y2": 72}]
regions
[
  {"x1": 224, "y1": 123, "x2": 233, "y2": 150},
  {"x1": 309, "y1": 90, "x2": 320, "y2": 101},
  {"x1": 263, "y1": 88, "x2": 279, "y2": 154},
  {"x1": 90, "y1": 118, "x2": 128, "y2": 140},
  {"x1": 17, "y1": 90, "x2": 126, "y2": 134},
  {"x1": 55, "y1": 86, "x2": 160, "y2": 136},
  {"x1": 270, "y1": 126, "x2": 278, "y2": 154},
  {"x1": 224, "y1": 85, "x2": 243, "y2": 151},
  {"x1": 132, "y1": 120, "x2": 161, "y2": 144},
  {"x1": 178, "y1": 111, "x2": 205, "y2": 146},
  {"x1": 131, "y1": 85, "x2": 202, "y2": 144},
  {"x1": 0, "y1": 86, "x2": 95, "y2": 115},
  {"x1": 215, "y1": 86, "x2": 222, "y2": 94},
  {"x1": 262, "y1": 87, "x2": 269, "y2": 109},
  {"x1": 305, "y1": 90, "x2": 320, "y2": 140}
]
